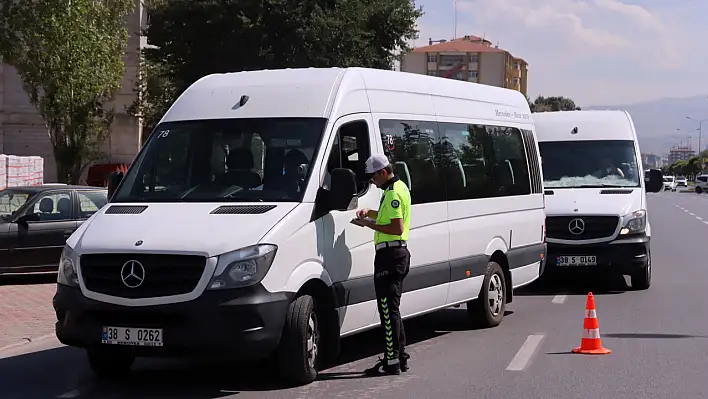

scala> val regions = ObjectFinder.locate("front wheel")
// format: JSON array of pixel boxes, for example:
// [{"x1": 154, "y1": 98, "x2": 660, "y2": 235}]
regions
[
  {"x1": 631, "y1": 252, "x2": 651, "y2": 290},
  {"x1": 275, "y1": 294, "x2": 321, "y2": 385},
  {"x1": 696, "y1": 186, "x2": 703, "y2": 194},
  {"x1": 467, "y1": 261, "x2": 507, "y2": 328},
  {"x1": 87, "y1": 348, "x2": 135, "y2": 378}
]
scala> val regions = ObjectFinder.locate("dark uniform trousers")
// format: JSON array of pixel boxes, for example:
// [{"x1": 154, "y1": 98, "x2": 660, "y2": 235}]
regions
[{"x1": 373, "y1": 245, "x2": 411, "y2": 364}]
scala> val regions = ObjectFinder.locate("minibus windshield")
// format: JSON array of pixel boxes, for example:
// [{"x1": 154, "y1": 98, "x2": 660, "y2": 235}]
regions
[
  {"x1": 539, "y1": 140, "x2": 641, "y2": 188},
  {"x1": 112, "y1": 118, "x2": 327, "y2": 202}
]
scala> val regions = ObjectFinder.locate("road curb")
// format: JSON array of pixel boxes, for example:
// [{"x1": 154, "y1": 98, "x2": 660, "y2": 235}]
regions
[{"x1": 0, "y1": 333, "x2": 55, "y2": 353}]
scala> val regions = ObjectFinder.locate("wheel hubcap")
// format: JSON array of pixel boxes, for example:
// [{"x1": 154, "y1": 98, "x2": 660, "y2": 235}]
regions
[
  {"x1": 488, "y1": 274, "x2": 504, "y2": 316},
  {"x1": 306, "y1": 312, "x2": 319, "y2": 368}
]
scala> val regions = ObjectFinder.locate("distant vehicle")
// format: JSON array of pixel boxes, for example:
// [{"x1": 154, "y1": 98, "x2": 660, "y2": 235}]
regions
[
  {"x1": 0, "y1": 185, "x2": 108, "y2": 275},
  {"x1": 663, "y1": 176, "x2": 677, "y2": 191},
  {"x1": 534, "y1": 110, "x2": 662, "y2": 291},
  {"x1": 676, "y1": 176, "x2": 688, "y2": 187},
  {"x1": 696, "y1": 174, "x2": 708, "y2": 194}
]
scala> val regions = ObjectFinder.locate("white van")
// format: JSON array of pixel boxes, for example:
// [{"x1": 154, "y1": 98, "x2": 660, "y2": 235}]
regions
[
  {"x1": 53, "y1": 67, "x2": 546, "y2": 384},
  {"x1": 533, "y1": 110, "x2": 662, "y2": 289}
]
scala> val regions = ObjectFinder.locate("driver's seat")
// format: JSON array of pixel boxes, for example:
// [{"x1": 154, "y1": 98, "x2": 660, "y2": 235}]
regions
[{"x1": 224, "y1": 148, "x2": 262, "y2": 189}]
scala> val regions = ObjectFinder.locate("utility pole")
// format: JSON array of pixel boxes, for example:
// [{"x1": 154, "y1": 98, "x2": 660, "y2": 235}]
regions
[{"x1": 453, "y1": 0, "x2": 457, "y2": 39}]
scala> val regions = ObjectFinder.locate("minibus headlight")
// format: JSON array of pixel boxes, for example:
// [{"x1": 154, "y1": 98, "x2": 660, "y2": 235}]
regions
[
  {"x1": 620, "y1": 210, "x2": 646, "y2": 235},
  {"x1": 208, "y1": 244, "x2": 277, "y2": 290},
  {"x1": 57, "y1": 245, "x2": 80, "y2": 287}
]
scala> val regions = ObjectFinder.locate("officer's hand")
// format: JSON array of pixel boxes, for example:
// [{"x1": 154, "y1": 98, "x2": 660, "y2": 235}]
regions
[{"x1": 356, "y1": 208, "x2": 370, "y2": 219}]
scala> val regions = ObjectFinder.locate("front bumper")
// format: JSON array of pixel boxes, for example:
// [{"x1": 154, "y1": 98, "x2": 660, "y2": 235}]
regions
[
  {"x1": 546, "y1": 234, "x2": 649, "y2": 275},
  {"x1": 53, "y1": 284, "x2": 293, "y2": 359}
]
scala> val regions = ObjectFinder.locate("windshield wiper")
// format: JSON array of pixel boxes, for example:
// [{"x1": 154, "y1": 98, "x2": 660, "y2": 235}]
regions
[{"x1": 573, "y1": 184, "x2": 633, "y2": 188}]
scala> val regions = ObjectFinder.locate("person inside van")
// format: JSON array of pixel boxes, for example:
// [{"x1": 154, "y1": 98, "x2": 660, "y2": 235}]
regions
[
  {"x1": 592, "y1": 157, "x2": 625, "y2": 179},
  {"x1": 224, "y1": 148, "x2": 262, "y2": 189},
  {"x1": 280, "y1": 149, "x2": 309, "y2": 194}
]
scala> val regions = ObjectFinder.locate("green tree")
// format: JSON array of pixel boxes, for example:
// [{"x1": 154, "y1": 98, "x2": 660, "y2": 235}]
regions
[
  {"x1": 130, "y1": 0, "x2": 423, "y2": 123},
  {"x1": 531, "y1": 96, "x2": 581, "y2": 113},
  {"x1": 126, "y1": 51, "x2": 179, "y2": 143},
  {"x1": 0, "y1": 0, "x2": 134, "y2": 183}
]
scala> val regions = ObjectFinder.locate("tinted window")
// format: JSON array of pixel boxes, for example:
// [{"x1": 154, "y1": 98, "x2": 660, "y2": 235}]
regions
[
  {"x1": 31, "y1": 192, "x2": 73, "y2": 221},
  {"x1": 487, "y1": 126, "x2": 531, "y2": 196},
  {"x1": 379, "y1": 119, "x2": 444, "y2": 204},
  {"x1": 78, "y1": 191, "x2": 108, "y2": 218},
  {"x1": 113, "y1": 118, "x2": 327, "y2": 202},
  {"x1": 539, "y1": 140, "x2": 640, "y2": 188},
  {"x1": 438, "y1": 122, "x2": 495, "y2": 199}
]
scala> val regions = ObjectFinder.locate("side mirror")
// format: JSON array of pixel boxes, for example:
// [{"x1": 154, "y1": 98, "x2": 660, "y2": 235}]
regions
[
  {"x1": 16, "y1": 212, "x2": 39, "y2": 226},
  {"x1": 107, "y1": 171, "x2": 124, "y2": 200},
  {"x1": 329, "y1": 168, "x2": 357, "y2": 211},
  {"x1": 645, "y1": 169, "x2": 663, "y2": 193}
]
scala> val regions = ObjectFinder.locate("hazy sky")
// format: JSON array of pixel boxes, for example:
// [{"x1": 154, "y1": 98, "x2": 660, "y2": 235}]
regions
[{"x1": 414, "y1": 0, "x2": 708, "y2": 106}]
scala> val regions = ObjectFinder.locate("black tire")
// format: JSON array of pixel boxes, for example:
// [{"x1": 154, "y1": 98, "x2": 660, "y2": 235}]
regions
[
  {"x1": 631, "y1": 251, "x2": 651, "y2": 290},
  {"x1": 275, "y1": 294, "x2": 321, "y2": 385},
  {"x1": 467, "y1": 261, "x2": 507, "y2": 328},
  {"x1": 696, "y1": 186, "x2": 703, "y2": 194},
  {"x1": 87, "y1": 348, "x2": 135, "y2": 378}
]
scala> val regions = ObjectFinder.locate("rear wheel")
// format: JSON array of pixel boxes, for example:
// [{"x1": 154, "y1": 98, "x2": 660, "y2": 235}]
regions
[
  {"x1": 631, "y1": 251, "x2": 651, "y2": 290},
  {"x1": 87, "y1": 348, "x2": 135, "y2": 378},
  {"x1": 467, "y1": 261, "x2": 506, "y2": 328},
  {"x1": 275, "y1": 294, "x2": 321, "y2": 385}
]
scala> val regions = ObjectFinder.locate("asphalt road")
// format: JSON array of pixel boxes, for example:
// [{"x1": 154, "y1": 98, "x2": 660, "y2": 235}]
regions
[{"x1": 2, "y1": 190, "x2": 707, "y2": 399}]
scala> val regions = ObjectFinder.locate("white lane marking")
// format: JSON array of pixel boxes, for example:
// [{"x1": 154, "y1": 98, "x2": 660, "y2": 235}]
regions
[
  {"x1": 697, "y1": 217, "x2": 703, "y2": 221},
  {"x1": 552, "y1": 295, "x2": 566, "y2": 304},
  {"x1": 506, "y1": 334, "x2": 545, "y2": 371},
  {"x1": 704, "y1": 221, "x2": 708, "y2": 225},
  {"x1": 688, "y1": 212, "x2": 695, "y2": 216},
  {"x1": 57, "y1": 383, "x2": 93, "y2": 398}
]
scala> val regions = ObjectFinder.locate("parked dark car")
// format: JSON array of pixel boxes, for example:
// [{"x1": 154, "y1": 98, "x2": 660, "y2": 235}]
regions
[{"x1": 0, "y1": 185, "x2": 108, "y2": 275}]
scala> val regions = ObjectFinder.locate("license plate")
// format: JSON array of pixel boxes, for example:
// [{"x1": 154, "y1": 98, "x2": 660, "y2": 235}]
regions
[
  {"x1": 102, "y1": 326, "x2": 163, "y2": 347},
  {"x1": 556, "y1": 255, "x2": 597, "y2": 266}
]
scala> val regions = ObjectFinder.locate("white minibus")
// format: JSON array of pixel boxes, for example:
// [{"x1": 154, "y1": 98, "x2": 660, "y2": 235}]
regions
[{"x1": 54, "y1": 67, "x2": 546, "y2": 384}]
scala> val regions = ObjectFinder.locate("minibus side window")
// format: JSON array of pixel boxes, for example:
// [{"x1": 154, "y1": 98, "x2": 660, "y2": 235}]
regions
[{"x1": 324, "y1": 121, "x2": 371, "y2": 196}]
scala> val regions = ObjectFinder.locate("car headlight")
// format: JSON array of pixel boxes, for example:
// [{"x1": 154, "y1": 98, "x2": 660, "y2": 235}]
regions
[
  {"x1": 207, "y1": 244, "x2": 277, "y2": 290},
  {"x1": 620, "y1": 210, "x2": 646, "y2": 235},
  {"x1": 57, "y1": 245, "x2": 79, "y2": 286}
]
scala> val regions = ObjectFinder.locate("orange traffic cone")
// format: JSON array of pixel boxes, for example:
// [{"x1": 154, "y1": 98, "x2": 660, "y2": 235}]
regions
[{"x1": 572, "y1": 292, "x2": 611, "y2": 355}]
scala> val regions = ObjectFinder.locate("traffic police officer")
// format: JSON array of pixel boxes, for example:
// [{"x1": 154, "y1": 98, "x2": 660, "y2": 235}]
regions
[{"x1": 355, "y1": 153, "x2": 412, "y2": 376}]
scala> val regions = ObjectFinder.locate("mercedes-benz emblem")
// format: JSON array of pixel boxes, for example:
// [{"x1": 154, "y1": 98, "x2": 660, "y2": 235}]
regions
[
  {"x1": 568, "y1": 218, "x2": 585, "y2": 235},
  {"x1": 120, "y1": 260, "x2": 146, "y2": 288}
]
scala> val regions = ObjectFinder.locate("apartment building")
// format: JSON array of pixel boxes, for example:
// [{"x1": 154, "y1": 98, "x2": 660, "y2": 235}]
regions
[
  {"x1": 400, "y1": 35, "x2": 528, "y2": 95},
  {"x1": 0, "y1": 0, "x2": 146, "y2": 182},
  {"x1": 641, "y1": 153, "x2": 662, "y2": 169},
  {"x1": 668, "y1": 147, "x2": 695, "y2": 164}
]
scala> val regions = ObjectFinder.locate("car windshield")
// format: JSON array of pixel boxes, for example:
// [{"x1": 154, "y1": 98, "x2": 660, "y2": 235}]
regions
[
  {"x1": 539, "y1": 140, "x2": 641, "y2": 188},
  {"x1": 112, "y1": 118, "x2": 327, "y2": 203},
  {"x1": 0, "y1": 188, "x2": 34, "y2": 219}
]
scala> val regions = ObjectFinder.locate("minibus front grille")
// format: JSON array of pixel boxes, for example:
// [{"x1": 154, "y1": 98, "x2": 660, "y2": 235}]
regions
[
  {"x1": 545, "y1": 216, "x2": 619, "y2": 240},
  {"x1": 80, "y1": 254, "x2": 206, "y2": 298}
]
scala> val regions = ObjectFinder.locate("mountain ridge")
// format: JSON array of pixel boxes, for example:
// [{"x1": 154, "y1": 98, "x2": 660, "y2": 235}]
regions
[{"x1": 583, "y1": 95, "x2": 708, "y2": 156}]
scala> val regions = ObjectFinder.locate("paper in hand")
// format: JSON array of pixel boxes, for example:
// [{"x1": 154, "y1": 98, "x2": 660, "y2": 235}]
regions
[{"x1": 350, "y1": 218, "x2": 366, "y2": 226}]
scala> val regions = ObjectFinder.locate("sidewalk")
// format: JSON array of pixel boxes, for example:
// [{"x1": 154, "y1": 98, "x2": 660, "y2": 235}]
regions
[{"x1": 0, "y1": 274, "x2": 57, "y2": 351}]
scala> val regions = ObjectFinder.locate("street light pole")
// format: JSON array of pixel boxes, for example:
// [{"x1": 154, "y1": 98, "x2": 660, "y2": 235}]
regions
[{"x1": 687, "y1": 116, "x2": 706, "y2": 153}]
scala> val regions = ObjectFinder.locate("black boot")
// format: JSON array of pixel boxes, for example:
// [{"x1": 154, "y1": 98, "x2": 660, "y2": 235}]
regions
[
  {"x1": 400, "y1": 352, "x2": 410, "y2": 372},
  {"x1": 364, "y1": 358, "x2": 401, "y2": 376}
]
